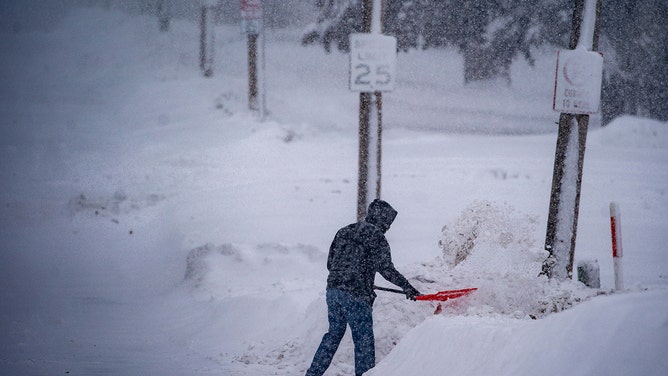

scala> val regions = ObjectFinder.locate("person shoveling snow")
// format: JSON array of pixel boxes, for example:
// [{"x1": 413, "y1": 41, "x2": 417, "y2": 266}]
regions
[{"x1": 305, "y1": 199, "x2": 422, "y2": 376}]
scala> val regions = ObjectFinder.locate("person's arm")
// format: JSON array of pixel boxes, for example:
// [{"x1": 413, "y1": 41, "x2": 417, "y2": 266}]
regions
[{"x1": 375, "y1": 237, "x2": 421, "y2": 300}]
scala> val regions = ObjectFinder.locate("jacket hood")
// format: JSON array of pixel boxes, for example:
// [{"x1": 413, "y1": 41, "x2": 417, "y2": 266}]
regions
[{"x1": 365, "y1": 199, "x2": 397, "y2": 233}]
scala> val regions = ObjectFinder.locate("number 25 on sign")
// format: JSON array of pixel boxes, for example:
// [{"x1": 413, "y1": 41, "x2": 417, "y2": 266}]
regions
[{"x1": 349, "y1": 34, "x2": 397, "y2": 92}]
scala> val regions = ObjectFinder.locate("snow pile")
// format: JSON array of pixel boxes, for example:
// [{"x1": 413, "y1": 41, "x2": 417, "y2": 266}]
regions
[
  {"x1": 429, "y1": 201, "x2": 595, "y2": 318},
  {"x1": 67, "y1": 191, "x2": 167, "y2": 221},
  {"x1": 598, "y1": 115, "x2": 668, "y2": 149},
  {"x1": 184, "y1": 242, "x2": 326, "y2": 301},
  {"x1": 369, "y1": 289, "x2": 668, "y2": 376},
  {"x1": 439, "y1": 200, "x2": 538, "y2": 268}
]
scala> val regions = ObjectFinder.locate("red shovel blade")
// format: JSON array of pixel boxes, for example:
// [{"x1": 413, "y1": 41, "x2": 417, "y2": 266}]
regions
[{"x1": 415, "y1": 287, "x2": 477, "y2": 302}]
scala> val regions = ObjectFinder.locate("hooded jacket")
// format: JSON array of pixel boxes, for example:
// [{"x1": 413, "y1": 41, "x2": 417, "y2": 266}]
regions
[{"x1": 326, "y1": 199, "x2": 415, "y2": 304}]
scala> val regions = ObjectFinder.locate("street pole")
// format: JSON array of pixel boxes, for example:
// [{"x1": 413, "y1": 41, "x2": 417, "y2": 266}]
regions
[
  {"x1": 199, "y1": 3, "x2": 215, "y2": 77},
  {"x1": 241, "y1": 0, "x2": 263, "y2": 116},
  {"x1": 543, "y1": 0, "x2": 602, "y2": 279},
  {"x1": 199, "y1": 6, "x2": 206, "y2": 73},
  {"x1": 248, "y1": 33, "x2": 258, "y2": 111},
  {"x1": 357, "y1": 0, "x2": 385, "y2": 221}
]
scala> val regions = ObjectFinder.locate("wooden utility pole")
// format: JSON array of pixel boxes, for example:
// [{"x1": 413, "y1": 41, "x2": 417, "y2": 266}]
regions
[
  {"x1": 543, "y1": 0, "x2": 602, "y2": 279},
  {"x1": 357, "y1": 0, "x2": 385, "y2": 221}
]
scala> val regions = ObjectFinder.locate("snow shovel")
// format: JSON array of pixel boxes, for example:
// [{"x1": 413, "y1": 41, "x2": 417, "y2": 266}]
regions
[
  {"x1": 373, "y1": 285, "x2": 477, "y2": 301},
  {"x1": 374, "y1": 285, "x2": 477, "y2": 314}
]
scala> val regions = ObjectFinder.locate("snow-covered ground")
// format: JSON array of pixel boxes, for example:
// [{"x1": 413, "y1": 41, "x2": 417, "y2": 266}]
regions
[{"x1": 1, "y1": 8, "x2": 667, "y2": 376}]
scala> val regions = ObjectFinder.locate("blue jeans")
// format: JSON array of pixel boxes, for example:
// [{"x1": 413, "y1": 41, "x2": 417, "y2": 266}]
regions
[{"x1": 305, "y1": 288, "x2": 375, "y2": 376}]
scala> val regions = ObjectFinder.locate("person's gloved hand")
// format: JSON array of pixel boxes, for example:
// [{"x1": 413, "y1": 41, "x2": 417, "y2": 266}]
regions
[{"x1": 404, "y1": 286, "x2": 421, "y2": 301}]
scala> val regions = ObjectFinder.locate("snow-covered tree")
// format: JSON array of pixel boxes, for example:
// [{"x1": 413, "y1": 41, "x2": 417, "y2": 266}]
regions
[
  {"x1": 301, "y1": 0, "x2": 667, "y2": 123},
  {"x1": 301, "y1": 0, "x2": 570, "y2": 82},
  {"x1": 301, "y1": 0, "x2": 364, "y2": 52},
  {"x1": 600, "y1": 0, "x2": 668, "y2": 123}
]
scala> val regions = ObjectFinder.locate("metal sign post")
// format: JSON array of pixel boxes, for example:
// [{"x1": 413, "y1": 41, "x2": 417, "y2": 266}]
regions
[
  {"x1": 241, "y1": 0, "x2": 264, "y2": 117},
  {"x1": 199, "y1": 0, "x2": 217, "y2": 77}
]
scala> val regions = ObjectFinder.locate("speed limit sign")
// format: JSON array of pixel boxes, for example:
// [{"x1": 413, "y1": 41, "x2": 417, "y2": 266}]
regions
[{"x1": 349, "y1": 34, "x2": 397, "y2": 92}]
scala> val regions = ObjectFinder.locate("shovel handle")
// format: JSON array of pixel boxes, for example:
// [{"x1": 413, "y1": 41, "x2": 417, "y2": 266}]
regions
[{"x1": 373, "y1": 285, "x2": 405, "y2": 294}]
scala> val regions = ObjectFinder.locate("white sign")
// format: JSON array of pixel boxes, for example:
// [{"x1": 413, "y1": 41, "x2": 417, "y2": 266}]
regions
[
  {"x1": 240, "y1": 0, "x2": 262, "y2": 20},
  {"x1": 241, "y1": 19, "x2": 262, "y2": 35},
  {"x1": 553, "y1": 49, "x2": 603, "y2": 114},
  {"x1": 349, "y1": 34, "x2": 397, "y2": 92},
  {"x1": 240, "y1": 0, "x2": 262, "y2": 34}
]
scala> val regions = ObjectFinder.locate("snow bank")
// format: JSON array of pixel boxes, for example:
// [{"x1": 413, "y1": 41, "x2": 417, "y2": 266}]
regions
[
  {"x1": 369, "y1": 289, "x2": 668, "y2": 376},
  {"x1": 184, "y1": 242, "x2": 326, "y2": 301},
  {"x1": 597, "y1": 116, "x2": 668, "y2": 149}
]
